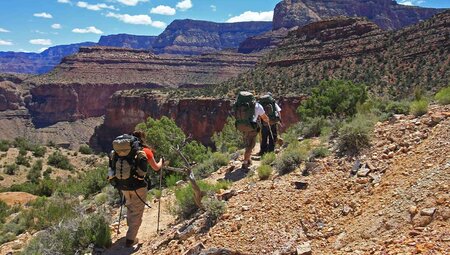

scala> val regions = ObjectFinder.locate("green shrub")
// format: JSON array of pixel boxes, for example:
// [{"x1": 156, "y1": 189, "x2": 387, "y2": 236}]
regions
[
  {"x1": 193, "y1": 152, "x2": 230, "y2": 179},
  {"x1": 13, "y1": 137, "x2": 33, "y2": 151},
  {"x1": 0, "y1": 200, "x2": 10, "y2": 223},
  {"x1": 261, "y1": 152, "x2": 276, "y2": 166},
  {"x1": 0, "y1": 175, "x2": 3, "y2": 181},
  {"x1": 16, "y1": 152, "x2": 30, "y2": 167},
  {"x1": 297, "y1": 80, "x2": 367, "y2": 120},
  {"x1": 409, "y1": 99, "x2": 429, "y2": 117},
  {"x1": 257, "y1": 165, "x2": 273, "y2": 180},
  {"x1": 166, "y1": 174, "x2": 183, "y2": 188},
  {"x1": 23, "y1": 213, "x2": 111, "y2": 255},
  {"x1": 27, "y1": 160, "x2": 43, "y2": 183},
  {"x1": 310, "y1": 147, "x2": 330, "y2": 159},
  {"x1": 0, "y1": 140, "x2": 10, "y2": 152},
  {"x1": 274, "y1": 144, "x2": 308, "y2": 175},
  {"x1": 94, "y1": 193, "x2": 108, "y2": 206},
  {"x1": 214, "y1": 180, "x2": 231, "y2": 190},
  {"x1": 79, "y1": 145, "x2": 93, "y2": 155},
  {"x1": 8, "y1": 178, "x2": 57, "y2": 197},
  {"x1": 301, "y1": 117, "x2": 329, "y2": 138},
  {"x1": 0, "y1": 232, "x2": 15, "y2": 245},
  {"x1": 337, "y1": 114, "x2": 375, "y2": 155},
  {"x1": 60, "y1": 167, "x2": 108, "y2": 198},
  {"x1": 385, "y1": 100, "x2": 410, "y2": 116},
  {"x1": 212, "y1": 117, "x2": 244, "y2": 153},
  {"x1": 32, "y1": 146, "x2": 47, "y2": 157},
  {"x1": 43, "y1": 167, "x2": 53, "y2": 179},
  {"x1": 136, "y1": 116, "x2": 209, "y2": 167},
  {"x1": 202, "y1": 197, "x2": 225, "y2": 223},
  {"x1": 48, "y1": 151, "x2": 74, "y2": 171},
  {"x1": 4, "y1": 163, "x2": 18, "y2": 175},
  {"x1": 151, "y1": 189, "x2": 162, "y2": 199},
  {"x1": 171, "y1": 181, "x2": 221, "y2": 219},
  {"x1": 435, "y1": 86, "x2": 450, "y2": 105}
]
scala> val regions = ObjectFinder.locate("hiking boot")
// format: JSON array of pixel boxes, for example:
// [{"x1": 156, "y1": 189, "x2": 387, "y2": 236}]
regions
[
  {"x1": 125, "y1": 238, "x2": 139, "y2": 248},
  {"x1": 242, "y1": 160, "x2": 252, "y2": 169}
]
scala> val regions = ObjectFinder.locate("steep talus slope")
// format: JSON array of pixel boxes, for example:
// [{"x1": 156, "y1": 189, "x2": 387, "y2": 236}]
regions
[
  {"x1": 145, "y1": 105, "x2": 449, "y2": 255},
  {"x1": 240, "y1": 0, "x2": 446, "y2": 53},
  {"x1": 91, "y1": 90, "x2": 304, "y2": 151},
  {"x1": 25, "y1": 47, "x2": 261, "y2": 127},
  {"x1": 273, "y1": 0, "x2": 444, "y2": 30},
  {"x1": 223, "y1": 12, "x2": 450, "y2": 98},
  {"x1": 152, "y1": 20, "x2": 272, "y2": 55}
]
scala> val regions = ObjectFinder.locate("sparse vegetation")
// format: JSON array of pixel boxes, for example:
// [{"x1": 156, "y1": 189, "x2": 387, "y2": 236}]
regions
[
  {"x1": 27, "y1": 159, "x2": 43, "y2": 183},
  {"x1": 310, "y1": 146, "x2": 330, "y2": 159},
  {"x1": 212, "y1": 117, "x2": 244, "y2": 153},
  {"x1": 16, "y1": 149, "x2": 31, "y2": 167},
  {"x1": 0, "y1": 140, "x2": 10, "y2": 152},
  {"x1": 192, "y1": 152, "x2": 229, "y2": 179},
  {"x1": 261, "y1": 152, "x2": 276, "y2": 166},
  {"x1": 47, "y1": 151, "x2": 74, "y2": 171},
  {"x1": 202, "y1": 197, "x2": 226, "y2": 223},
  {"x1": 435, "y1": 86, "x2": 450, "y2": 105},
  {"x1": 337, "y1": 114, "x2": 375, "y2": 155},
  {"x1": 79, "y1": 144, "x2": 93, "y2": 155},
  {"x1": 166, "y1": 174, "x2": 183, "y2": 188},
  {"x1": 4, "y1": 163, "x2": 19, "y2": 175},
  {"x1": 32, "y1": 146, "x2": 47, "y2": 158},
  {"x1": 275, "y1": 143, "x2": 308, "y2": 175},
  {"x1": 409, "y1": 99, "x2": 429, "y2": 117},
  {"x1": 257, "y1": 165, "x2": 273, "y2": 180}
]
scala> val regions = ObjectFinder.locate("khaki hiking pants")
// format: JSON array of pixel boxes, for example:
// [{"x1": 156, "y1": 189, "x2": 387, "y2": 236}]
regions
[{"x1": 122, "y1": 187, "x2": 147, "y2": 241}]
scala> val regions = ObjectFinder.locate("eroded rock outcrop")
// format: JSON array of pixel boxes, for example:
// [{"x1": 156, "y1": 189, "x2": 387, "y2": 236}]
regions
[
  {"x1": 26, "y1": 47, "x2": 261, "y2": 126},
  {"x1": 152, "y1": 20, "x2": 272, "y2": 55},
  {"x1": 98, "y1": 34, "x2": 157, "y2": 49},
  {"x1": 91, "y1": 91, "x2": 304, "y2": 151},
  {"x1": 273, "y1": 0, "x2": 445, "y2": 30}
]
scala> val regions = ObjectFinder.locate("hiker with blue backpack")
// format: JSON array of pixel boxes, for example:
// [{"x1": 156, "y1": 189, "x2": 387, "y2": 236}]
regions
[
  {"x1": 108, "y1": 131, "x2": 163, "y2": 248},
  {"x1": 234, "y1": 91, "x2": 270, "y2": 169}
]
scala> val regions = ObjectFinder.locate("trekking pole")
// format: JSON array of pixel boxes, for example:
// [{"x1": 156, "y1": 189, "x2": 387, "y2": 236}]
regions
[
  {"x1": 156, "y1": 157, "x2": 164, "y2": 234},
  {"x1": 117, "y1": 191, "x2": 124, "y2": 236}
]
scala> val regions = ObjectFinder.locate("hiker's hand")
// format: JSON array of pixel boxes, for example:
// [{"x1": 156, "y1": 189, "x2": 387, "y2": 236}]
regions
[{"x1": 163, "y1": 159, "x2": 170, "y2": 167}]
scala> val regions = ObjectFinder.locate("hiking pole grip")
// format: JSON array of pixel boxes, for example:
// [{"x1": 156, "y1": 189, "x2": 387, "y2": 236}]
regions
[{"x1": 157, "y1": 157, "x2": 164, "y2": 234}]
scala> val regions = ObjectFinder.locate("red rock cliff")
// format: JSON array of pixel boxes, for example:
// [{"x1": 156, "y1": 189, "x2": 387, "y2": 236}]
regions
[{"x1": 91, "y1": 91, "x2": 304, "y2": 151}]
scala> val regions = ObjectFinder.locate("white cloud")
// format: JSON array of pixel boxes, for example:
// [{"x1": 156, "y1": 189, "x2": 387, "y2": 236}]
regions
[
  {"x1": 0, "y1": 28, "x2": 10, "y2": 33},
  {"x1": 399, "y1": 0, "x2": 425, "y2": 5},
  {"x1": 210, "y1": 5, "x2": 217, "y2": 12},
  {"x1": 226, "y1": 11, "x2": 273, "y2": 23},
  {"x1": 150, "y1": 5, "x2": 176, "y2": 16},
  {"x1": 34, "y1": 12, "x2": 53, "y2": 19},
  {"x1": 176, "y1": 0, "x2": 192, "y2": 11},
  {"x1": 72, "y1": 26, "x2": 103, "y2": 34},
  {"x1": 106, "y1": 12, "x2": 165, "y2": 28},
  {"x1": 57, "y1": 0, "x2": 71, "y2": 3},
  {"x1": 116, "y1": 0, "x2": 148, "y2": 6},
  {"x1": 0, "y1": 40, "x2": 13, "y2": 46},
  {"x1": 77, "y1": 1, "x2": 116, "y2": 11},
  {"x1": 51, "y1": 23, "x2": 62, "y2": 29},
  {"x1": 29, "y1": 39, "x2": 52, "y2": 45}
]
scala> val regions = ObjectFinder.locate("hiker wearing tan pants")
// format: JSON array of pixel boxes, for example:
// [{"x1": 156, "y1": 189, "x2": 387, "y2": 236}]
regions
[{"x1": 122, "y1": 187, "x2": 148, "y2": 242}]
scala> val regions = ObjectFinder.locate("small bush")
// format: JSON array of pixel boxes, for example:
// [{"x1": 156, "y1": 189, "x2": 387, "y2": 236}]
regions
[
  {"x1": 203, "y1": 197, "x2": 225, "y2": 223},
  {"x1": 43, "y1": 167, "x2": 53, "y2": 179},
  {"x1": 61, "y1": 167, "x2": 108, "y2": 198},
  {"x1": 0, "y1": 140, "x2": 10, "y2": 152},
  {"x1": 79, "y1": 145, "x2": 93, "y2": 155},
  {"x1": 94, "y1": 193, "x2": 108, "y2": 206},
  {"x1": 302, "y1": 117, "x2": 329, "y2": 138},
  {"x1": 48, "y1": 151, "x2": 74, "y2": 171},
  {"x1": 193, "y1": 152, "x2": 230, "y2": 179},
  {"x1": 171, "y1": 181, "x2": 221, "y2": 219},
  {"x1": 261, "y1": 152, "x2": 276, "y2": 166},
  {"x1": 310, "y1": 147, "x2": 330, "y2": 159},
  {"x1": 257, "y1": 165, "x2": 273, "y2": 180},
  {"x1": 13, "y1": 137, "x2": 33, "y2": 151},
  {"x1": 32, "y1": 146, "x2": 47, "y2": 158},
  {"x1": 4, "y1": 163, "x2": 19, "y2": 175},
  {"x1": 409, "y1": 99, "x2": 429, "y2": 117},
  {"x1": 0, "y1": 175, "x2": 3, "y2": 181},
  {"x1": 435, "y1": 86, "x2": 450, "y2": 105},
  {"x1": 274, "y1": 143, "x2": 308, "y2": 175},
  {"x1": 8, "y1": 178, "x2": 57, "y2": 197},
  {"x1": 152, "y1": 189, "x2": 162, "y2": 199},
  {"x1": 385, "y1": 100, "x2": 410, "y2": 116},
  {"x1": 27, "y1": 160, "x2": 43, "y2": 183},
  {"x1": 23, "y1": 213, "x2": 111, "y2": 255},
  {"x1": 166, "y1": 174, "x2": 183, "y2": 188},
  {"x1": 0, "y1": 200, "x2": 10, "y2": 223},
  {"x1": 212, "y1": 117, "x2": 244, "y2": 153},
  {"x1": 16, "y1": 153, "x2": 30, "y2": 167},
  {"x1": 337, "y1": 114, "x2": 375, "y2": 155},
  {"x1": 0, "y1": 232, "x2": 15, "y2": 245}
]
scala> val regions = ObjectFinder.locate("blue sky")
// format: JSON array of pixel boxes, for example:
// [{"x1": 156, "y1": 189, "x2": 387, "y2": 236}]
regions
[{"x1": 0, "y1": 0, "x2": 448, "y2": 52}]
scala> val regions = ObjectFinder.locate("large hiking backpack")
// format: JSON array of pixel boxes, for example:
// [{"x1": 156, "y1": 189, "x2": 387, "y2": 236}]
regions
[
  {"x1": 259, "y1": 94, "x2": 280, "y2": 124},
  {"x1": 234, "y1": 91, "x2": 257, "y2": 132},
  {"x1": 108, "y1": 134, "x2": 146, "y2": 189}
]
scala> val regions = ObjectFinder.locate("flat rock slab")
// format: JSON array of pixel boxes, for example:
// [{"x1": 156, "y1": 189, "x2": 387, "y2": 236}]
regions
[{"x1": 0, "y1": 192, "x2": 37, "y2": 206}]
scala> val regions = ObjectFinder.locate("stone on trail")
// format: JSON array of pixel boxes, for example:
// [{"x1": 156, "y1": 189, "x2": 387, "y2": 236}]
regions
[
  {"x1": 420, "y1": 207, "x2": 436, "y2": 216},
  {"x1": 296, "y1": 242, "x2": 312, "y2": 255},
  {"x1": 183, "y1": 242, "x2": 206, "y2": 255},
  {"x1": 292, "y1": 181, "x2": 309, "y2": 190}
]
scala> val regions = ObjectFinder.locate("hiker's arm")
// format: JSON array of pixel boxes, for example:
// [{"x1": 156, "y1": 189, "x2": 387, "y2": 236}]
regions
[{"x1": 148, "y1": 156, "x2": 162, "y2": 171}]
